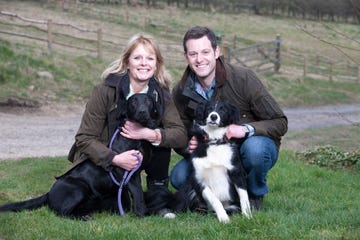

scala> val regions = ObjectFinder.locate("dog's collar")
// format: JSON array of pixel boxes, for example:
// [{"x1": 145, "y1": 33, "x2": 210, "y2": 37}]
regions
[{"x1": 204, "y1": 135, "x2": 229, "y2": 145}]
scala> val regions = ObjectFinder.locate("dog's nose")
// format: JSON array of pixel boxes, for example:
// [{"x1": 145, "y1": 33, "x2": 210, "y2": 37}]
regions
[{"x1": 210, "y1": 113, "x2": 218, "y2": 121}]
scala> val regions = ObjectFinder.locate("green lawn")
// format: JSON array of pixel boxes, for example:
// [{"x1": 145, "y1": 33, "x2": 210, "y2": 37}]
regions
[{"x1": 0, "y1": 152, "x2": 359, "y2": 240}]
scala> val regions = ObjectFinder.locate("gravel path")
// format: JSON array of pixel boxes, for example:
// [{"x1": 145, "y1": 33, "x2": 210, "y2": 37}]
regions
[{"x1": 1, "y1": 103, "x2": 360, "y2": 160}]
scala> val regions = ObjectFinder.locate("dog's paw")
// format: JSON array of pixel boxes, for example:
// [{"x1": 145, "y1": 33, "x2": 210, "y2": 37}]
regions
[
  {"x1": 157, "y1": 208, "x2": 176, "y2": 219},
  {"x1": 163, "y1": 212, "x2": 176, "y2": 219},
  {"x1": 217, "y1": 212, "x2": 230, "y2": 223},
  {"x1": 242, "y1": 207, "x2": 252, "y2": 219},
  {"x1": 224, "y1": 205, "x2": 241, "y2": 214},
  {"x1": 240, "y1": 198, "x2": 252, "y2": 219},
  {"x1": 80, "y1": 214, "x2": 92, "y2": 221},
  {"x1": 134, "y1": 206, "x2": 147, "y2": 217}
]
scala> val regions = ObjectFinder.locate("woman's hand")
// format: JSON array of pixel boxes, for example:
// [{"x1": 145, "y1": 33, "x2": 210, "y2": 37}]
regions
[
  {"x1": 187, "y1": 136, "x2": 198, "y2": 154},
  {"x1": 111, "y1": 149, "x2": 143, "y2": 171},
  {"x1": 120, "y1": 120, "x2": 160, "y2": 143}
]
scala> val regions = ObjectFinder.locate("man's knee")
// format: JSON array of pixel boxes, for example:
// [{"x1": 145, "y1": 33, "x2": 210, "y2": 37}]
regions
[
  {"x1": 170, "y1": 159, "x2": 191, "y2": 190},
  {"x1": 240, "y1": 136, "x2": 278, "y2": 169}
]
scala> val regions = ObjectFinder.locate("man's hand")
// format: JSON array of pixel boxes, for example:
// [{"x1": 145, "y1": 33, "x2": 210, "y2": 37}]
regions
[{"x1": 226, "y1": 124, "x2": 248, "y2": 139}]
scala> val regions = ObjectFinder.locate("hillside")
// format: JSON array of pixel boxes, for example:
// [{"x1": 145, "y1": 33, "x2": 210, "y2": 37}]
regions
[{"x1": 0, "y1": 0, "x2": 359, "y2": 107}]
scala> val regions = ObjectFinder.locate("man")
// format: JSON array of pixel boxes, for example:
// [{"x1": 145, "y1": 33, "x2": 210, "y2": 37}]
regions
[{"x1": 170, "y1": 26, "x2": 288, "y2": 210}]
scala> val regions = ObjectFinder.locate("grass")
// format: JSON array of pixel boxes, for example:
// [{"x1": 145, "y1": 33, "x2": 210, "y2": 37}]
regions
[
  {"x1": 1, "y1": 39, "x2": 360, "y2": 107},
  {"x1": 0, "y1": 152, "x2": 359, "y2": 240},
  {"x1": 0, "y1": 1, "x2": 359, "y2": 239},
  {"x1": 265, "y1": 74, "x2": 360, "y2": 107},
  {"x1": 0, "y1": 39, "x2": 107, "y2": 103},
  {"x1": 282, "y1": 124, "x2": 360, "y2": 152}
]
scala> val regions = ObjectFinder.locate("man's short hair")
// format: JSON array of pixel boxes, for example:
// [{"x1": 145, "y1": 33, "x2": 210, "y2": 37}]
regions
[{"x1": 183, "y1": 26, "x2": 218, "y2": 53}]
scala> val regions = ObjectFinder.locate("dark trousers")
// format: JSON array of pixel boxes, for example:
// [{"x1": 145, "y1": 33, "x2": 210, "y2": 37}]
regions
[{"x1": 145, "y1": 146, "x2": 171, "y2": 182}]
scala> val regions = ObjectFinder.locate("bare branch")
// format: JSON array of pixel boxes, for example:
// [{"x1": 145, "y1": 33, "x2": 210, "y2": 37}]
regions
[
  {"x1": 322, "y1": 23, "x2": 360, "y2": 45},
  {"x1": 295, "y1": 22, "x2": 359, "y2": 64}
]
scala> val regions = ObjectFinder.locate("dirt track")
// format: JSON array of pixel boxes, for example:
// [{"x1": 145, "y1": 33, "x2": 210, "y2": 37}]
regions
[{"x1": 0, "y1": 103, "x2": 360, "y2": 160}]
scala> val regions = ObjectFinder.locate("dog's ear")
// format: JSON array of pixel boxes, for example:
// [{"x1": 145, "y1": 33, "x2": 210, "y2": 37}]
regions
[
  {"x1": 116, "y1": 98, "x2": 128, "y2": 122},
  {"x1": 115, "y1": 75, "x2": 131, "y2": 121},
  {"x1": 194, "y1": 101, "x2": 207, "y2": 125},
  {"x1": 147, "y1": 94, "x2": 163, "y2": 129}
]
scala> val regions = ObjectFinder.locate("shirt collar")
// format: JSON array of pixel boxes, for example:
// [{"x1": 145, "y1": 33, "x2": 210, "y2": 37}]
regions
[
  {"x1": 126, "y1": 84, "x2": 149, "y2": 99},
  {"x1": 194, "y1": 77, "x2": 216, "y2": 100}
]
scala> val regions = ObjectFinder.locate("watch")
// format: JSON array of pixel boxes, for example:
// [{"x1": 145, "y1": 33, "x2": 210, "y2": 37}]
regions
[{"x1": 242, "y1": 125, "x2": 250, "y2": 138}]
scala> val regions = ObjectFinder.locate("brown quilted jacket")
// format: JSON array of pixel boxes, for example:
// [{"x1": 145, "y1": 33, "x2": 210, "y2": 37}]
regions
[{"x1": 68, "y1": 73, "x2": 187, "y2": 170}]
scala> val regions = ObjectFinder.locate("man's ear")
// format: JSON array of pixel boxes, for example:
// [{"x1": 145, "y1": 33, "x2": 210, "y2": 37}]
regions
[{"x1": 215, "y1": 45, "x2": 220, "y2": 59}]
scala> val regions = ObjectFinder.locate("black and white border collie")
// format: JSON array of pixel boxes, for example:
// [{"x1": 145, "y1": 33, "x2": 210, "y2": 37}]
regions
[{"x1": 186, "y1": 101, "x2": 252, "y2": 222}]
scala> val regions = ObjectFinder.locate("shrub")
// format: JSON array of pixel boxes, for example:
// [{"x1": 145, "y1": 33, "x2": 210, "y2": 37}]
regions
[{"x1": 296, "y1": 145, "x2": 360, "y2": 172}]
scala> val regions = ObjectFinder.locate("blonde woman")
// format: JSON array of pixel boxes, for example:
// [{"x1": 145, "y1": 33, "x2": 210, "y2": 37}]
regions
[{"x1": 69, "y1": 33, "x2": 187, "y2": 216}]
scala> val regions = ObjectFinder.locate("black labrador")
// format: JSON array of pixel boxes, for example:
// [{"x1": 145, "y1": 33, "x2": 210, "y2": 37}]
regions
[{"x1": 0, "y1": 93, "x2": 162, "y2": 219}]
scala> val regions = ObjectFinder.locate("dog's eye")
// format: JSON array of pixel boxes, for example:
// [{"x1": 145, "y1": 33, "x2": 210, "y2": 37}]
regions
[
  {"x1": 145, "y1": 98, "x2": 153, "y2": 106},
  {"x1": 130, "y1": 99, "x2": 138, "y2": 107}
]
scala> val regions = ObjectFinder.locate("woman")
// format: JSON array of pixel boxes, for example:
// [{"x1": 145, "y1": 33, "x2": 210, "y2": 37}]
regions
[{"x1": 68, "y1": 33, "x2": 187, "y2": 215}]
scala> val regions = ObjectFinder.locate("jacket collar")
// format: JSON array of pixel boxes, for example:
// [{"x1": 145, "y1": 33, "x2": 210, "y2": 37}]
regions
[{"x1": 104, "y1": 73, "x2": 160, "y2": 104}]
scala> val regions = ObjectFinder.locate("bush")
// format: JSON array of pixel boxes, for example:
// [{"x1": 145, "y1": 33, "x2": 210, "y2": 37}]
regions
[{"x1": 296, "y1": 145, "x2": 360, "y2": 172}]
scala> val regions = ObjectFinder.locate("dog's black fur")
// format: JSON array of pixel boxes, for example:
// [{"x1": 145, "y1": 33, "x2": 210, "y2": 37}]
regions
[
  {"x1": 0, "y1": 93, "x2": 162, "y2": 219},
  {"x1": 145, "y1": 101, "x2": 252, "y2": 222}
]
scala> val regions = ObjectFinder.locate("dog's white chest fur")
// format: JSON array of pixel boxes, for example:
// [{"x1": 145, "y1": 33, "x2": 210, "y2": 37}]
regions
[
  {"x1": 192, "y1": 126, "x2": 234, "y2": 202},
  {"x1": 193, "y1": 144, "x2": 234, "y2": 202}
]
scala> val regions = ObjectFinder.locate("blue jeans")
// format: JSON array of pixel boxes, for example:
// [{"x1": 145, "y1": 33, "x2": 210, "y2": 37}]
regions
[{"x1": 169, "y1": 136, "x2": 278, "y2": 197}]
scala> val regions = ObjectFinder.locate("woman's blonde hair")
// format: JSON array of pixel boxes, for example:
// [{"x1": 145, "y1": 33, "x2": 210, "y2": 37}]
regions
[{"x1": 101, "y1": 33, "x2": 172, "y2": 88}]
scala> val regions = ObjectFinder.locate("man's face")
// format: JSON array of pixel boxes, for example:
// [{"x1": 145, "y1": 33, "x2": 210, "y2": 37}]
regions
[{"x1": 184, "y1": 36, "x2": 220, "y2": 84}]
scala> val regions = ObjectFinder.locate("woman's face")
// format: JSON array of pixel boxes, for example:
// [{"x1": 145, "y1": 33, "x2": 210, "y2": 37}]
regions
[{"x1": 127, "y1": 44, "x2": 157, "y2": 83}]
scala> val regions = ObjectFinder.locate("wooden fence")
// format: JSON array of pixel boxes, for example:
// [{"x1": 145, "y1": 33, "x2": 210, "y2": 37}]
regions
[
  {"x1": 222, "y1": 35, "x2": 281, "y2": 73},
  {"x1": 0, "y1": 10, "x2": 185, "y2": 68},
  {"x1": 283, "y1": 50, "x2": 360, "y2": 83},
  {"x1": 0, "y1": 9, "x2": 359, "y2": 81},
  {"x1": 0, "y1": 9, "x2": 282, "y2": 74}
]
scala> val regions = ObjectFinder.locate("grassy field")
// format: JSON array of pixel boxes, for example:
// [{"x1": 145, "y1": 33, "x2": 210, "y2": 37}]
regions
[
  {"x1": 0, "y1": 152, "x2": 359, "y2": 240},
  {"x1": 0, "y1": 1, "x2": 359, "y2": 239}
]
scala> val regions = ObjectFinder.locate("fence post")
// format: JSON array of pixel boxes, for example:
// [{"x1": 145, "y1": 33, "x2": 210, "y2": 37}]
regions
[
  {"x1": 97, "y1": 28, "x2": 102, "y2": 60},
  {"x1": 47, "y1": 19, "x2": 53, "y2": 54},
  {"x1": 222, "y1": 45, "x2": 229, "y2": 61},
  {"x1": 329, "y1": 61, "x2": 333, "y2": 82},
  {"x1": 315, "y1": 55, "x2": 319, "y2": 73},
  {"x1": 303, "y1": 55, "x2": 307, "y2": 79},
  {"x1": 125, "y1": 12, "x2": 129, "y2": 23},
  {"x1": 274, "y1": 34, "x2": 281, "y2": 73}
]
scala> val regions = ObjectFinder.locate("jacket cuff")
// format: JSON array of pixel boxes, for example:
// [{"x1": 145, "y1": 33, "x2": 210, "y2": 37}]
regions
[{"x1": 103, "y1": 151, "x2": 117, "y2": 171}]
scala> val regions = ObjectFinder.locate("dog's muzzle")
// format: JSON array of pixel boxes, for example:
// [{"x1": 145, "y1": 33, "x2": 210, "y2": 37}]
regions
[{"x1": 206, "y1": 112, "x2": 220, "y2": 126}]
